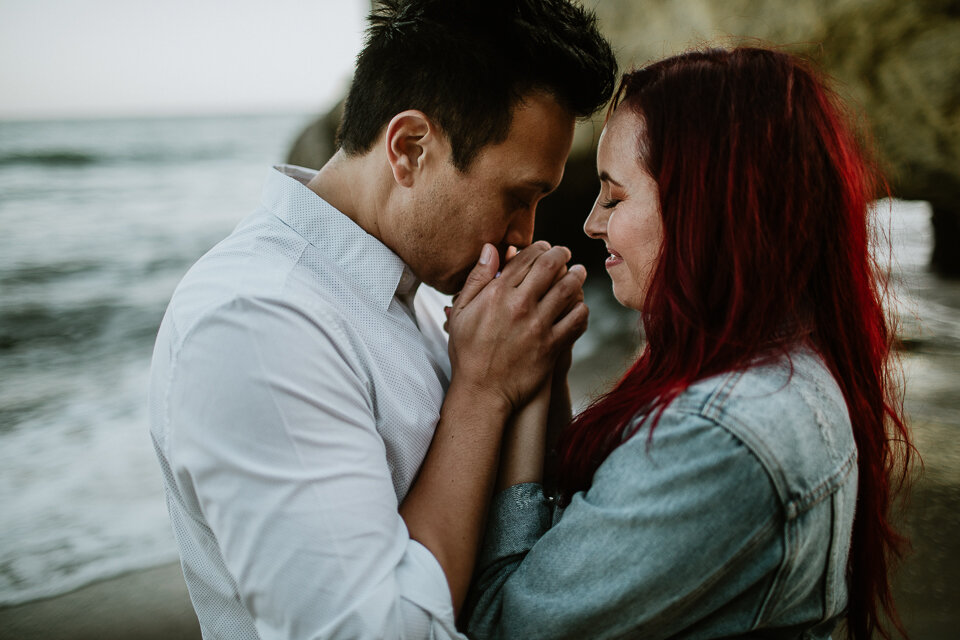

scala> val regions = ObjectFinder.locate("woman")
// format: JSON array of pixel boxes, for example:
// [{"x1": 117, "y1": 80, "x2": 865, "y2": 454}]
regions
[{"x1": 460, "y1": 47, "x2": 913, "y2": 639}]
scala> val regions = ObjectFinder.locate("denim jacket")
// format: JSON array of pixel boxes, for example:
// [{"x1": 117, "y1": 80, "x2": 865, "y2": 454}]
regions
[{"x1": 465, "y1": 345, "x2": 857, "y2": 639}]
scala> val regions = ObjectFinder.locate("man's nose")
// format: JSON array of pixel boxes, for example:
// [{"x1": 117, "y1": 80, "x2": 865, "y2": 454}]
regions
[{"x1": 505, "y1": 209, "x2": 536, "y2": 248}]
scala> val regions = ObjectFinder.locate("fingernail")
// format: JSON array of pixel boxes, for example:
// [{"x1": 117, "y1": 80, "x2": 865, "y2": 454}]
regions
[
  {"x1": 570, "y1": 264, "x2": 586, "y2": 278},
  {"x1": 479, "y1": 244, "x2": 493, "y2": 265}
]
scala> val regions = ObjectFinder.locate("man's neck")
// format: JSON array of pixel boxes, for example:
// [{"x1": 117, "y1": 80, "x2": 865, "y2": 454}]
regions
[{"x1": 305, "y1": 148, "x2": 390, "y2": 241}]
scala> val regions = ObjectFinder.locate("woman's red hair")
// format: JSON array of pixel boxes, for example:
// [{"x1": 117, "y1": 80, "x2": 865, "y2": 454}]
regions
[{"x1": 556, "y1": 47, "x2": 913, "y2": 639}]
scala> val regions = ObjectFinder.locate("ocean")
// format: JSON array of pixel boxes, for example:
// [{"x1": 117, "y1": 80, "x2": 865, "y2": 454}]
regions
[
  {"x1": 0, "y1": 113, "x2": 318, "y2": 605},
  {"x1": 0, "y1": 114, "x2": 956, "y2": 607}
]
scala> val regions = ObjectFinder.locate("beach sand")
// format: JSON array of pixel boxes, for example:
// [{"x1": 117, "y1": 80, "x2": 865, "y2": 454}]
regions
[
  {"x1": 1, "y1": 340, "x2": 956, "y2": 639},
  {"x1": 0, "y1": 563, "x2": 200, "y2": 640}
]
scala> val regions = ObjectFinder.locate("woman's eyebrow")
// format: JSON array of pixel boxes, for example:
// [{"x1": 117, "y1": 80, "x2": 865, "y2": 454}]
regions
[{"x1": 598, "y1": 170, "x2": 624, "y2": 187}]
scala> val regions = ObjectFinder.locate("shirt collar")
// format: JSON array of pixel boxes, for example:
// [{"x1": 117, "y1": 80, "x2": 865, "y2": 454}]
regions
[{"x1": 261, "y1": 164, "x2": 421, "y2": 309}]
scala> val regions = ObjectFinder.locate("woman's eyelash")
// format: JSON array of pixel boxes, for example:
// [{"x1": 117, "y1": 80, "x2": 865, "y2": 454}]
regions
[{"x1": 601, "y1": 198, "x2": 622, "y2": 209}]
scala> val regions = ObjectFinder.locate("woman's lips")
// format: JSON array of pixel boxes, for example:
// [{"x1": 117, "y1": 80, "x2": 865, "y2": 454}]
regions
[{"x1": 605, "y1": 248, "x2": 623, "y2": 268}]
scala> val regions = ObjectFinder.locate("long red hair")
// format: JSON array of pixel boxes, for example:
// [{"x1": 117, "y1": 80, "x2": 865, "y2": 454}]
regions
[{"x1": 556, "y1": 47, "x2": 913, "y2": 639}]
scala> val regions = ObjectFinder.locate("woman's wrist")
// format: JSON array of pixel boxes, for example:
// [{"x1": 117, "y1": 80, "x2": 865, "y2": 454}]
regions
[{"x1": 496, "y1": 383, "x2": 550, "y2": 491}]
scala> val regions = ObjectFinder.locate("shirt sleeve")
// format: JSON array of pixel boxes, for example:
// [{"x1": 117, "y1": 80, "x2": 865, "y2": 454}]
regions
[
  {"x1": 166, "y1": 295, "x2": 464, "y2": 640},
  {"x1": 464, "y1": 408, "x2": 784, "y2": 640}
]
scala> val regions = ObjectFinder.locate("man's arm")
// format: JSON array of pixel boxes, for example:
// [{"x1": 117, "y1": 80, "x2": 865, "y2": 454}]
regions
[
  {"x1": 167, "y1": 242, "x2": 585, "y2": 635},
  {"x1": 167, "y1": 296, "x2": 464, "y2": 639}
]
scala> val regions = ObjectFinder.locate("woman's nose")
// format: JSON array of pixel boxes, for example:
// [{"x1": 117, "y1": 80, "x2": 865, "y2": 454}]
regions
[{"x1": 583, "y1": 200, "x2": 607, "y2": 239}]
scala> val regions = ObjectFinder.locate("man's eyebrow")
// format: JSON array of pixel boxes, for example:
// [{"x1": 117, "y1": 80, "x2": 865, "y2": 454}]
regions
[
  {"x1": 598, "y1": 171, "x2": 623, "y2": 187},
  {"x1": 521, "y1": 179, "x2": 557, "y2": 194}
]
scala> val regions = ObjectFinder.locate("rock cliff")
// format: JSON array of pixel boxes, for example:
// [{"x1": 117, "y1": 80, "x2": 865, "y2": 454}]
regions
[{"x1": 287, "y1": 0, "x2": 960, "y2": 275}]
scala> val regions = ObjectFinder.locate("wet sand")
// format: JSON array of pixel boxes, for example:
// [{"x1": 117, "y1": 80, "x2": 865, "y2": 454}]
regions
[
  {"x1": 890, "y1": 348, "x2": 960, "y2": 639},
  {"x1": 1, "y1": 335, "x2": 956, "y2": 639},
  {"x1": 0, "y1": 563, "x2": 200, "y2": 640}
]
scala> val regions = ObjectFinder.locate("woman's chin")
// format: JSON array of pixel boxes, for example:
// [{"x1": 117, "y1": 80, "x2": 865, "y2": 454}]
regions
[{"x1": 611, "y1": 288, "x2": 643, "y2": 311}]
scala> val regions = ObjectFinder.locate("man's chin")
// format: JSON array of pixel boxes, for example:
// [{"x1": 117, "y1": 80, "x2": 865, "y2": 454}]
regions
[
  {"x1": 427, "y1": 269, "x2": 471, "y2": 296},
  {"x1": 431, "y1": 278, "x2": 465, "y2": 296}
]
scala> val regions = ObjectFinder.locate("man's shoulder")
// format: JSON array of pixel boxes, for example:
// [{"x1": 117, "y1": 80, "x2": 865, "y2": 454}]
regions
[{"x1": 168, "y1": 210, "x2": 345, "y2": 327}]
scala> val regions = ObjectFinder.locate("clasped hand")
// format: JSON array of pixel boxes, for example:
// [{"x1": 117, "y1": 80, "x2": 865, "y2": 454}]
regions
[{"x1": 445, "y1": 241, "x2": 588, "y2": 411}]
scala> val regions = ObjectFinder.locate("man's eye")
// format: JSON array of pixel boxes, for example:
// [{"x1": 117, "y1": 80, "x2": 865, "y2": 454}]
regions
[{"x1": 513, "y1": 195, "x2": 532, "y2": 209}]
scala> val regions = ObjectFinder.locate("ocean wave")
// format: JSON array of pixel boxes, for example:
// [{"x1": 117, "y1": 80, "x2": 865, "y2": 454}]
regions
[
  {"x1": 0, "y1": 300, "x2": 161, "y2": 354},
  {"x1": 0, "y1": 302, "x2": 111, "y2": 354},
  {"x1": 0, "y1": 146, "x2": 236, "y2": 168},
  {"x1": 0, "y1": 112, "x2": 306, "y2": 607},
  {"x1": 0, "y1": 260, "x2": 104, "y2": 287},
  {"x1": 0, "y1": 549, "x2": 180, "y2": 607},
  {"x1": 0, "y1": 151, "x2": 99, "y2": 167}
]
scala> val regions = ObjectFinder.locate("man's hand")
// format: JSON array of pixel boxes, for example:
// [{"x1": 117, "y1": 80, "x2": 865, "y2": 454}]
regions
[
  {"x1": 445, "y1": 241, "x2": 588, "y2": 412},
  {"x1": 401, "y1": 241, "x2": 587, "y2": 614}
]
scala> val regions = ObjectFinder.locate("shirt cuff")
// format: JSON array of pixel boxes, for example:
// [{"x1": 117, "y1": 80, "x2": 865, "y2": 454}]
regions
[
  {"x1": 400, "y1": 539, "x2": 457, "y2": 615},
  {"x1": 477, "y1": 482, "x2": 552, "y2": 570}
]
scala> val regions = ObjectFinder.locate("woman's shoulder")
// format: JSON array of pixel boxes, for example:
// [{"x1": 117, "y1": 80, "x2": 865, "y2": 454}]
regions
[{"x1": 654, "y1": 344, "x2": 857, "y2": 516}]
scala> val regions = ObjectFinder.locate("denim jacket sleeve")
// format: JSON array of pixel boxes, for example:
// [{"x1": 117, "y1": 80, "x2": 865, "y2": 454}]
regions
[{"x1": 464, "y1": 408, "x2": 786, "y2": 640}]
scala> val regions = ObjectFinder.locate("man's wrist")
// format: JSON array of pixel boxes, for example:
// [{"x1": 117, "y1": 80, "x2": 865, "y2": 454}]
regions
[{"x1": 444, "y1": 378, "x2": 513, "y2": 422}]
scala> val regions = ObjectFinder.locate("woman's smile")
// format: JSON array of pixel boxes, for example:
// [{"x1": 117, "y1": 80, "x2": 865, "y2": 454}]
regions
[{"x1": 604, "y1": 247, "x2": 624, "y2": 268}]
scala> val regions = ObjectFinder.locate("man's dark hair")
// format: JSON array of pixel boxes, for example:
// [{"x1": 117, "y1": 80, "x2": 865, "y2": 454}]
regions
[{"x1": 336, "y1": 0, "x2": 617, "y2": 171}]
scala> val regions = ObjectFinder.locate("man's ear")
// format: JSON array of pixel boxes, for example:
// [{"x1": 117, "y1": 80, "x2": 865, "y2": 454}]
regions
[{"x1": 384, "y1": 110, "x2": 439, "y2": 187}]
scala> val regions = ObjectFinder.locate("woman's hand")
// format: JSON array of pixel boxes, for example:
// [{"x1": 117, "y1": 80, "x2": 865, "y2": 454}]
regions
[{"x1": 445, "y1": 241, "x2": 588, "y2": 412}]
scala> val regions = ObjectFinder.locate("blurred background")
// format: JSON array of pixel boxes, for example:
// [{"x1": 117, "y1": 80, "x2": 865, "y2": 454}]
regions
[{"x1": 0, "y1": 1, "x2": 957, "y2": 638}]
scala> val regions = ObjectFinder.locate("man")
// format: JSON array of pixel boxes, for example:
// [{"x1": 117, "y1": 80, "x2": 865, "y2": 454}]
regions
[{"x1": 149, "y1": 1, "x2": 615, "y2": 637}]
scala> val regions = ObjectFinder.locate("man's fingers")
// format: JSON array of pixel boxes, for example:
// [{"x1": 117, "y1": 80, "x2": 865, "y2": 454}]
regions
[
  {"x1": 539, "y1": 264, "x2": 587, "y2": 323},
  {"x1": 550, "y1": 300, "x2": 589, "y2": 347},
  {"x1": 514, "y1": 246, "x2": 573, "y2": 301},
  {"x1": 497, "y1": 241, "x2": 552, "y2": 287},
  {"x1": 455, "y1": 243, "x2": 500, "y2": 309}
]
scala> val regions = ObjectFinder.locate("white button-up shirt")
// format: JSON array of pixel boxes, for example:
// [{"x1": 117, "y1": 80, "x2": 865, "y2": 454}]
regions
[{"x1": 149, "y1": 165, "x2": 464, "y2": 639}]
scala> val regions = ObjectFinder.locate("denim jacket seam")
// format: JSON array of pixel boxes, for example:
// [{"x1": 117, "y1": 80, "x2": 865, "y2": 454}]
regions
[
  {"x1": 788, "y1": 448, "x2": 858, "y2": 515},
  {"x1": 754, "y1": 506, "x2": 798, "y2": 627},
  {"x1": 697, "y1": 390, "x2": 856, "y2": 520},
  {"x1": 701, "y1": 406, "x2": 794, "y2": 634},
  {"x1": 667, "y1": 403, "x2": 796, "y2": 517},
  {"x1": 696, "y1": 404, "x2": 793, "y2": 510},
  {"x1": 681, "y1": 381, "x2": 839, "y2": 631},
  {"x1": 620, "y1": 408, "x2": 788, "y2": 637},
  {"x1": 744, "y1": 441, "x2": 856, "y2": 628},
  {"x1": 607, "y1": 504, "x2": 783, "y2": 640},
  {"x1": 691, "y1": 369, "x2": 798, "y2": 505},
  {"x1": 699, "y1": 368, "x2": 748, "y2": 415}
]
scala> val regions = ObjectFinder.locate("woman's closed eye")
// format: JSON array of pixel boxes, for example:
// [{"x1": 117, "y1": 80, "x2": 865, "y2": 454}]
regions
[{"x1": 600, "y1": 198, "x2": 622, "y2": 209}]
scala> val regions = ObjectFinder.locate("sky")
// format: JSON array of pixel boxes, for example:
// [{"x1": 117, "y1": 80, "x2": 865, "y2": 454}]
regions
[{"x1": 0, "y1": 0, "x2": 367, "y2": 119}]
